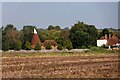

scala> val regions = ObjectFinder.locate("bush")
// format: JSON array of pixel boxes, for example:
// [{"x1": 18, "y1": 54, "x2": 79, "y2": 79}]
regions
[
  {"x1": 45, "y1": 43, "x2": 52, "y2": 50},
  {"x1": 90, "y1": 46, "x2": 115, "y2": 53},
  {"x1": 14, "y1": 40, "x2": 22, "y2": 50},
  {"x1": 34, "y1": 43, "x2": 41, "y2": 50},
  {"x1": 2, "y1": 41, "x2": 10, "y2": 51},
  {"x1": 67, "y1": 43, "x2": 73, "y2": 50},
  {"x1": 57, "y1": 44, "x2": 62, "y2": 50},
  {"x1": 25, "y1": 41, "x2": 31, "y2": 50},
  {"x1": 100, "y1": 44, "x2": 106, "y2": 48},
  {"x1": 63, "y1": 40, "x2": 73, "y2": 50},
  {"x1": 81, "y1": 46, "x2": 87, "y2": 49}
]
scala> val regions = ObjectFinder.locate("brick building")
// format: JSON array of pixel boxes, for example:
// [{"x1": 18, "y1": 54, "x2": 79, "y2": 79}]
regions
[{"x1": 31, "y1": 28, "x2": 57, "y2": 50}]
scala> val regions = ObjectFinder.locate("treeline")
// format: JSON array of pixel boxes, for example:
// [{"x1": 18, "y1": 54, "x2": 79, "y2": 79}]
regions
[{"x1": 1, "y1": 21, "x2": 120, "y2": 51}]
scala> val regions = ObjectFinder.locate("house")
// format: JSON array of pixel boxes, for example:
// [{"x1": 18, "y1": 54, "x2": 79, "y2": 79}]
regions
[
  {"x1": 107, "y1": 33, "x2": 120, "y2": 50},
  {"x1": 31, "y1": 28, "x2": 57, "y2": 50},
  {"x1": 97, "y1": 34, "x2": 108, "y2": 47},
  {"x1": 97, "y1": 33, "x2": 120, "y2": 50}
]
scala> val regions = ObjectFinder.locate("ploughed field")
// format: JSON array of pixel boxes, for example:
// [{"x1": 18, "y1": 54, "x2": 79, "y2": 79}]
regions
[{"x1": 2, "y1": 53, "x2": 120, "y2": 78}]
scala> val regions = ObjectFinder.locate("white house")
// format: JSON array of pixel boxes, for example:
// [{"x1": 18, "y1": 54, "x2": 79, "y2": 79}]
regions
[{"x1": 97, "y1": 40, "x2": 107, "y2": 47}]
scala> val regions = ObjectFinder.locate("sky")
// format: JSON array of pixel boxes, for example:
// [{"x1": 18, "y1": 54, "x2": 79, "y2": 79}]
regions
[{"x1": 2, "y1": 2, "x2": 119, "y2": 30}]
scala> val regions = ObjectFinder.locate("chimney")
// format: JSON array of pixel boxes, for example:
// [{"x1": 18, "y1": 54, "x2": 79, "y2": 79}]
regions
[
  {"x1": 105, "y1": 34, "x2": 108, "y2": 40},
  {"x1": 109, "y1": 34, "x2": 111, "y2": 39}
]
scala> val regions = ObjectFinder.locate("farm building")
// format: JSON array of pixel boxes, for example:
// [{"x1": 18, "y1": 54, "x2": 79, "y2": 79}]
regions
[
  {"x1": 97, "y1": 33, "x2": 120, "y2": 50},
  {"x1": 97, "y1": 34, "x2": 109, "y2": 47},
  {"x1": 31, "y1": 28, "x2": 41, "y2": 48},
  {"x1": 31, "y1": 28, "x2": 57, "y2": 50},
  {"x1": 41, "y1": 40, "x2": 57, "y2": 50}
]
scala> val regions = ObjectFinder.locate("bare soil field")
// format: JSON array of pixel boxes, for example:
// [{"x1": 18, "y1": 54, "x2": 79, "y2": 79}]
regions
[{"x1": 2, "y1": 53, "x2": 120, "y2": 78}]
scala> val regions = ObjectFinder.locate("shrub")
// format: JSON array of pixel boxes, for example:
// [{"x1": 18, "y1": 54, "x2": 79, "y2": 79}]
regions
[
  {"x1": 100, "y1": 44, "x2": 106, "y2": 48},
  {"x1": 67, "y1": 43, "x2": 73, "y2": 50},
  {"x1": 63, "y1": 40, "x2": 73, "y2": 50},
  {"x1": 14, "y1": 40, "x2": 22, "y2": 50},
  {"x1": 25, "y1": 41, "x2": 31, "y2": 50},
  {"x1": 34, "y1": 43, "x2": 41, "y2": 50},
  {"x1": 45, "y1": 43, "x2": 52, "y2": 50},
  {"x1": 81, "y1": 46, "x2": 87, "y2": 49},
  {"x1": 2, "y1": 41, "x2": 10, "y2": 51},
  {"x1": 57, "y1": 44, "x2": 62, "y2": 50}
]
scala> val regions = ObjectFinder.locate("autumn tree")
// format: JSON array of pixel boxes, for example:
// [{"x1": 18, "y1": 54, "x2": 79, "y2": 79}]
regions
[{"x1": 2, "y1": 24, "x2": 23, "y2": 50}]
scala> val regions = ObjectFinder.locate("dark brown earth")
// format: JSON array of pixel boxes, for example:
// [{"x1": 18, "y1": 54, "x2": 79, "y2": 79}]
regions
[{"x1": 2, "y1": 54, "x2": 120, "y2": 78}]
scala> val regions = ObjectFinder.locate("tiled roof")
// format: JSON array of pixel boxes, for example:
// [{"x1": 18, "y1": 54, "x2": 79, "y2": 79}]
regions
[
  {"x1": 43, "y1": 40, "x2": 57, "y2": 46},
  {"x1": 107, "y1": 35, "x2": 119, "y2": 46}
]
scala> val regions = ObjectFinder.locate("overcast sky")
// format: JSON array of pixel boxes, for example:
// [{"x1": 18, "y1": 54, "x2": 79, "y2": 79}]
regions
[{"x1": 2, "y1": 2, "x2": 119, "y2": 30}]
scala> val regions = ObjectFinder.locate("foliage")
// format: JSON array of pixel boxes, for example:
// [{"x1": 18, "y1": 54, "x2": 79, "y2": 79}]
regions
[
  {"x1": 34, "y1": 43, "x2": 41, "y2": 50},
  {"x1": 25, "y1": 41, "x2": 31, "y2": 50},
  {"x1": 115, "y1": 31, "x2": 120, "y2": 39},
  {"x1": 45, "y1": 43, "x2": 52, "y2": 50},
  {"x1": 2, "y1": 40, "x2": 10, "y2": 51},
  {"x1": 2, "y1": 24, "x2": 23, "y2": 50},
  {"x1": 22, "y1": 25, "x2": 35, "y2": 48},
  {"x1": 47, "y1": 25, "x2": 61, "y2": 30},
  {"x1": 57, "y1": 44, "x2": 62, "y2": 50},
  {"x1": 90, "y1": 46, "x2": 115, "y2": 53},
  {"x1": 102, "y1": 28, "x2": 109, "y2": 37},
  {"x1": 2, "y1": 23, "x2": 119, "y2": 51},
  {"x1": 63, "y1": 40, "x2": 73, "y2": 50},
  {"x1": 69, "y1": 21, "x2": 98, "y2": 48},
  {"x1": 14, "y1": 40, "x2": 22, "y2": 50}
]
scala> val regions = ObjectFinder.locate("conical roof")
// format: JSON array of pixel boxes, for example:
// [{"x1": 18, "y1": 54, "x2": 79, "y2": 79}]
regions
[
  {"x1": 34, "y1": 28, "x2": 37, "y2": 34},
  {"x1": 31, "y1": 28, "x2": 41, "y2": 48}
]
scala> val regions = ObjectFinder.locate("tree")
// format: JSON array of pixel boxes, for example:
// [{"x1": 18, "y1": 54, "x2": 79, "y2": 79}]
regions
[
  {"x1": 55, "y1": 26, "x2": 61, "y2": 30},
  {"x1": 34, "y1": 43, "x2": 41, "y2": 50},
  {"x1": 2, "y1": 24, "x2": 23, "y2": 50},
  {"x1": 25, "y1": 41, "x2": 31, "y2": 50},
  {"x1": 37, "y1": 29, "x2": 45, "y2": 43},
  {"x1": 69, "y1": 21, "x2": 98, "y2": 48},
  {"x1": 63, "y1": 40, "x2": 73, "y2": 50},
  {"x1": 102, "y1": 28, "x2": 109, "y2": 37},
  {"x1": 4, "y1": 24, "x2": 16, "y2": 31},
  {"x1": 22, "y1": 25, "x2": 35, "y2": 49},
  {"x1": 115, "y1": 31, "x2": 120, "y2": 39},
  {"x1": 2, "y1": 41, "x2": 10, "y2": 51},
  {"x1": 66, "y1": 41, "x2": 73, "y2": 50},
  {"x1": 47, "y1": 25, "x2": 61, "y2": 30},
  {"x1": 47, "y1": 25, "x2": 54, "y2": 30},
  {"x1": 45, "y1": 43, "x2": 52, "y2": 50},
  {"x1": 57, "y1": 44, "x2": 62, "y2": 50},
  {"x1": 14, "y1": 40, "x2": 22, "y2": 50}
]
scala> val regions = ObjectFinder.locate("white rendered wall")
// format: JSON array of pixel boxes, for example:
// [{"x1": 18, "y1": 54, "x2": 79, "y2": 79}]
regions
[{"x1": 97, "y1": 40, "x2": 107, "y2": 47}]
